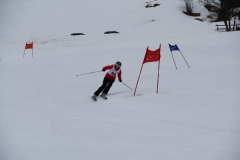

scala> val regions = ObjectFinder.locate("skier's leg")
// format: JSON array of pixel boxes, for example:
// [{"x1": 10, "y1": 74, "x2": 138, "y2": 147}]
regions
[
  {"x1": 102, "y1": 80, "x2": 115, "y2": 95},
  {"x1": 94, "y1": 78, "x2": 108, "y2": 96}
]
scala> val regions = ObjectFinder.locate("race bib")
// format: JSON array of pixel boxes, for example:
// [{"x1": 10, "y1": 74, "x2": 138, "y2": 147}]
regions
[{"x1": 107, "y1": 66, "x2": 120, "y2": 77}]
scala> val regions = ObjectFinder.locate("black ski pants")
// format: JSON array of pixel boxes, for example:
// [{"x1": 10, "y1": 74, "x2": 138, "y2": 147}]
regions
[{"x1": 94, "y1": 77, "x2": 115, "y2": 96}]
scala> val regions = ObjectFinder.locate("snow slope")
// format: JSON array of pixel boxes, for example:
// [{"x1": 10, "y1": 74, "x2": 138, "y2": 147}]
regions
[{"x1": 0, "y1": 0, "x2": 240, "y2": 160}]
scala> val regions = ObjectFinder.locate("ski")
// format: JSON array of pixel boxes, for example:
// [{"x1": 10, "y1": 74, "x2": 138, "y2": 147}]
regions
[
  {"x1": 100, "y1": 94, "x2": 107, "y2": 100},
  {"x1": 91, "y1": 96, "x2": 97, "y2": 101}
]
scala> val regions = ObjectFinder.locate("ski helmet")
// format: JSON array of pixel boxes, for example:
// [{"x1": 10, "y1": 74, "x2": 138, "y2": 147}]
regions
[{"x1": 116, "y1": 61, "x2": 122, "y2": 66}]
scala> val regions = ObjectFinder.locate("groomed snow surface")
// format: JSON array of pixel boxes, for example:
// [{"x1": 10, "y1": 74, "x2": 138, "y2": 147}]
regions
[{"x1": 0, "y1": 0, "x2": 240, "y2": 160}]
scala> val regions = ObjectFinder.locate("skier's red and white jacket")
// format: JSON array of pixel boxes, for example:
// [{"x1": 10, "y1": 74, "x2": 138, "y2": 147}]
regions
[{"x1": 103, "y1": 64, "x2": 122, "y2": 81}]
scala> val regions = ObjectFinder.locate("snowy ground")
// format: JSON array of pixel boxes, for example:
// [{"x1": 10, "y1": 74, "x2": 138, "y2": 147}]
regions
[{"x1": 0, "y1": 0, "x2": 240, "y2": 160}]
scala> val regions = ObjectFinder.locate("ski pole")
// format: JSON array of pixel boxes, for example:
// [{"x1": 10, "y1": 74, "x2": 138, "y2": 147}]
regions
[
  {"x1": 122, "y1": 81, "x2": 132, "y2": 90},
  {"x1": 76, "y1": 70, "x2": 102, "y2": 77}
]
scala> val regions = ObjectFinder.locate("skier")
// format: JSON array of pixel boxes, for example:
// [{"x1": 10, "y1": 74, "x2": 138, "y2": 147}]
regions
[{"x1": 92, "y1": 61, "x2": 122, "y2": 101}]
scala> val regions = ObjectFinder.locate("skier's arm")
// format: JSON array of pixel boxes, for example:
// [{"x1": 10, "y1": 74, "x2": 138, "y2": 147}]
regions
[
  {"x1": 118, "y1": 70, "x2": 122, "y2": 82},
  {"x1": 102, "y1": 65, "x2": 113, "y2": 71}
]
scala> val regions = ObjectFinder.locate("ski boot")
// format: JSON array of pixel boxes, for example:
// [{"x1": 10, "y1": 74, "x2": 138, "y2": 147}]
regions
[{"x1": 100, "y1": 93, "x2": 107, "y2": 99}]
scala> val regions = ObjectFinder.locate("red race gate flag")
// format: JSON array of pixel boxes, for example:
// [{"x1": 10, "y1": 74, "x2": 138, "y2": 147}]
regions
[
  {"x1": 143, "y1": 47, "x2": 161, "y2": 64},
  {"x1": 134, "y1": 44, "x2": 161, "y2": 96},
  {"x1": 23, "y1": 41, "x2": 33, "y2": 58},
  {"x1": 25, "y1": 43, "x2": 33, "y2": 49}
]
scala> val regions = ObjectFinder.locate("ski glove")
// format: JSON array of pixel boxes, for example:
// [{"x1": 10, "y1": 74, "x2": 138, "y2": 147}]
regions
[
  {"x1": 102, "y1": 69, "x2": 105, "y2": 72},
  {"x1": 119, "y1": 79, "x2": 122, "y2": 82}
]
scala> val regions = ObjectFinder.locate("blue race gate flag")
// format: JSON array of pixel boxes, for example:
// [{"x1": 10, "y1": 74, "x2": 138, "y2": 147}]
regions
[
  {"x1": 168, "y1": 43, "x2": 190, "y2": 69},
  {"x1": 168, "y1": 44, "x2": 180, "y2": 51}
]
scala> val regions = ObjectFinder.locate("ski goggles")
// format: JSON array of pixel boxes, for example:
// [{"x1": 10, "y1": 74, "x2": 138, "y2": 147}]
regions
[{"x1": 115, "y1": 64, "x2": 121, "y2": 68}]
